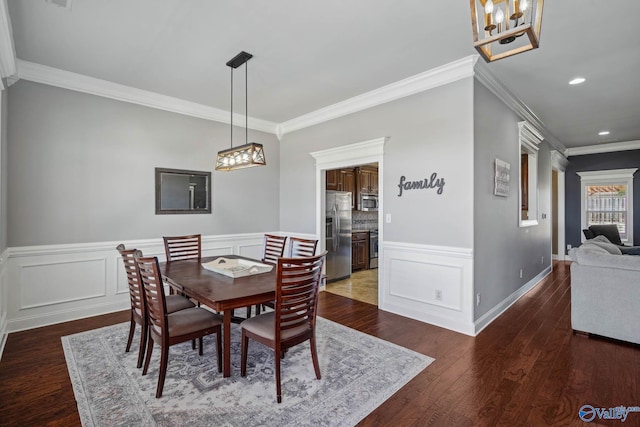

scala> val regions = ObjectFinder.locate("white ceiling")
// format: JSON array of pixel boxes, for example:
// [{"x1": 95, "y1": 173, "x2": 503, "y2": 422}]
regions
[{"x1": 6, "y1": 0, "x2": 640, "y2": 150}]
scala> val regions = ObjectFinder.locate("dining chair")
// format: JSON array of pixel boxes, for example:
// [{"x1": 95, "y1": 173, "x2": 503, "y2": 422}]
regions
[
  {"x1": 117, "y1": 244, "x2": 195, "y2": 369},
  {"x1": 288, "y1": 237, "x2": 318, "y2": 257},
  {"x1": 240, "y1": 251, "x2": 327, "y2": 403},
  {"x1": 250, "y1": 234, "x2": 289, "y2": 317},
  {"x1": 134, "y1": 252, "x2": 223, "y2": 398},
  {"x1": 163, "y1": 234, "x2": 202, "y2": 261}
]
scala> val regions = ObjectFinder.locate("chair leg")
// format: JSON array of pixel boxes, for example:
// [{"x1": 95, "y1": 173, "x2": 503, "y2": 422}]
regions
[
  {"x1": 192, "y1": 339, "x2": 196, "y2": 350},
  {"x1": 125, "y1": 317, "x2": 135, "y2": 353},
  {"x1": 256, "y1": 304, "x2": 262, "y2": 315},
  {"x1": 156, "y1": 345, "x2": 169, "y2": 398},
  {"x1": 275, "y1": 347, "x2": 282, "y2": 403},
  {"x1": 198, "y1": 337, "x2": 204, "y2": 356},
  {"x1": 142, "y1": 338, "x2": 154, "y2": 375},
  {"x1": 240, "y1": 332, "x2": 249, "y2": 377},
  {"x1": 136, "y1": 321, "x2": 148, "y2": 369},
  {"x1": 216, "y1": 330, "x2": 222, "y2": 373},
  {"x1": 245, "y1": 305, "x2": 252, "y2": 318},
  {"x1": 310, "y1": 335, "x2": 321, "y2": 380}
]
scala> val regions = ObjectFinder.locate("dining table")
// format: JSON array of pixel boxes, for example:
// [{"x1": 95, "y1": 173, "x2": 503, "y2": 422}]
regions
[{"x1": 159, "y1": 255, "x2": 276, "y2": 378}]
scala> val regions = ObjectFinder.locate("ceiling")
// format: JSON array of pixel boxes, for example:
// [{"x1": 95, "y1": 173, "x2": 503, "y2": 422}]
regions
[{"x1": 5, "y1": 0, "x2": 640, "y2": 150}]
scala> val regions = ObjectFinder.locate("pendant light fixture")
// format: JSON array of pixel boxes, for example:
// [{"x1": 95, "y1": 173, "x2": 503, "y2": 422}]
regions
[
  {"x1": 215, "y1": 51, "x2": 266, "y2": 171},
  {"x1": 470, "y1": 0, "x2": 544, "y2": 62}
]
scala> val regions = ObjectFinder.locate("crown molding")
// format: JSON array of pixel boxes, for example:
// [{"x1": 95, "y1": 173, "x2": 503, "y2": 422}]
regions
[
  {"x1": 565, "y1": 140, "x2": 640, "y2": 157},
  {"x1": 474, "y1": 62, "x2": 567, "y2": 155},
  {"x1": 279, "y1": 55, "x2": 480, "y2": 137},
  {"x1": 550, "y1": 150, "x2": 569, "y2": 171},
  {"x1": 0, "y1": 0, "x2": 17, "y2": 86},
  {"x1": 16, "y1": 59, "x2": 279, "y2": 134}
]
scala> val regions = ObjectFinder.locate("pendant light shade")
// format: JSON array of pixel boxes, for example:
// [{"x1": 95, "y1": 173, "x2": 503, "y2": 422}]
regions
[
  {"x1": 215, "y1": 142, "x2": 266, "y2": 171},
  {"x1": 215, "y1": 51, "x2": 266, "y2": 171}
]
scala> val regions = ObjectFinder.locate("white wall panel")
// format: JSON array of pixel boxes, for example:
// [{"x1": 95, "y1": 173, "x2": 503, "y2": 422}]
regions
[
  {"x1": 19, "y1": 258, "x2": 107, "y2": 309},
  {"x1": 4, "y1": 232, "x2": 266, "y2": 333},
  {"x1": 380, "y1": 241, "x2": 474, "y2": 336}
]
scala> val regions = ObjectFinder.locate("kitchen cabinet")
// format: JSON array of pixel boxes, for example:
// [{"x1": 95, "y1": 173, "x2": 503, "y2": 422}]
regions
[
  {"x1": 352, "y1": 231, "x2": 369, "y2": 271},
  {"x1": 358, "y1": 166, "x2": 378, "y2": 194},
  {"x1": 326, "y1": 168, "x2": 356, "y2": 209},
  {"x1": 326, "y1": 169, "x2": 339, "y2": 191}
]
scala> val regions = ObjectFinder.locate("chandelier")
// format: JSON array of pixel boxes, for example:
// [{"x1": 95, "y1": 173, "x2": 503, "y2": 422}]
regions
[
  {"x1": 470, "y1": 0, "x2": 544, "y2": 62},
  {"x1": 215, "y1": 51, "x2": 266, "y2": 171}
]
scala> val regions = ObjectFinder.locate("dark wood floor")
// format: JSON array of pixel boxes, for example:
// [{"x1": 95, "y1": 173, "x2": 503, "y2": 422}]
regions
[{"x1": 1, "y1": 261, "x2": 638, "y2": 426}]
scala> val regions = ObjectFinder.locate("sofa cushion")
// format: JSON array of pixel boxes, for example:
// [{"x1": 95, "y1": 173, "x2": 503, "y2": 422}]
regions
[
  {"x1": 582, "y1": 240, "x2": 622, "y2": 255},
  {"x1": 589, "y1": 224, "x2": 623, "y2": 246},
  {"x1": 574, "y1": 248, "x2": 640, "y2": 272}
]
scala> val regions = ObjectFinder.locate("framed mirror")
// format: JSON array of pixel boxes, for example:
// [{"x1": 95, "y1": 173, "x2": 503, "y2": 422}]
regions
[{"x1": 155, "y1": 168, "x2": 211, "y2": 214}]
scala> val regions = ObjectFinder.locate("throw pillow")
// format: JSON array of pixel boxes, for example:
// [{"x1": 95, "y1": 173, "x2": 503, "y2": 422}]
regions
[
  {"x1": 591, "y1": 235, "x2": 612, "y2": 244},
  {"x1": 588, "y1": 224, "x2": 623, "y2": 246}
]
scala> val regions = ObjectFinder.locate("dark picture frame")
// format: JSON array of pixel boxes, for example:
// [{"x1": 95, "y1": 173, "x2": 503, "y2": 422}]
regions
[{"x1": 155, "y1": 167, "x2": 212, "y2": 214}]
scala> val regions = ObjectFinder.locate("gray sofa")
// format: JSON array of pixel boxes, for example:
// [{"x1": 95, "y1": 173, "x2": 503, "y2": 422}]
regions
[{"x1": 570, "y1": 239, "x2": 640, "y2": 345}]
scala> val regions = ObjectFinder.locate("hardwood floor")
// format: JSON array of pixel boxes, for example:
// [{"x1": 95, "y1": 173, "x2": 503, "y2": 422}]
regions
[{"x1": 1, "y1": 261, "x2": 638, "y2": 426}]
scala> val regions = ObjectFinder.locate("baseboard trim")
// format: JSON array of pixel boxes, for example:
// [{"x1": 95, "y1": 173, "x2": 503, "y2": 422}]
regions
[
  {"x1": 474, "y1": 265, "x2": 552, "y2": 335},
  {"x1": 6, "y1": 299, "x2": 130, "y2": 334}
]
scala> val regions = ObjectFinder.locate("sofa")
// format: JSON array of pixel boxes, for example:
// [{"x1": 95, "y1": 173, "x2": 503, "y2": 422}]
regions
[
  {"x1": 569, "y1": 239, "x2": 640, "y2": 345},
  {"x1": 582, "y1": 224, "x2": 640, "y2": 255}
]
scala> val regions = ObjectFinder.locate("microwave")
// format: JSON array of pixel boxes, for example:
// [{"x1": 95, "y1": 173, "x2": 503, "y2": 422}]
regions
[{"x1": 360, "y1": 193, "x2": 379, "y2": 211}]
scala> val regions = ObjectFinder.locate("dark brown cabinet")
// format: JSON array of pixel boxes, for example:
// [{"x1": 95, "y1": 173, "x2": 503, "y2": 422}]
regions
[
  {"x1": 352, "y1": 231, "x2": 369, "y2": 271},
  {"x1": 326, "y1": 169, "x2": 339, "y2": 191},
  {"x1": 357, "y1": 166, "x2": 378, "y2": 194}
]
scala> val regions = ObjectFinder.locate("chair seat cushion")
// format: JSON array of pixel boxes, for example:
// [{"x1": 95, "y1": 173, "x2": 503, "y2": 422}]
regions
[
  {"x1": 166, "y1": 295, "x2": 196, "y2": 313},
  {"x1": 164, "y1": 308, "x2": 222, "y2": 337},
  {"x1": 241, "y1": 311, "x2": 310, "y2": 341}
]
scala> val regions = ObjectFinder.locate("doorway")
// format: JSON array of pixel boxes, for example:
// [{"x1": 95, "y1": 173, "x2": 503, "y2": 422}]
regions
[{"x1": 310, "y1": 137, "x2": 387, "y2": 307}]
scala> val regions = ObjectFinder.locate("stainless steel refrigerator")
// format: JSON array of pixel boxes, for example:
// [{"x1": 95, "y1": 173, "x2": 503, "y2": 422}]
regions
[{"x1": 326, "y1": 191, "x2": 352, "y2": 282}]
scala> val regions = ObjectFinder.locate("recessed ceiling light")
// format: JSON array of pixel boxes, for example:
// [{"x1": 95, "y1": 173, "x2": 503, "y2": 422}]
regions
[
  {"x1": 569, "y1": 77, "x2": 586, "y2": 85},
  {"x1": 598, "y1": 131, "x2": 610, "y2": 136}
]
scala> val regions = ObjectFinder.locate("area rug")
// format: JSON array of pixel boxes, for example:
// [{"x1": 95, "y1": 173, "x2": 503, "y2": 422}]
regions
[{"x1": 62, "y1": 317, "x2": 434, "y2": 426}]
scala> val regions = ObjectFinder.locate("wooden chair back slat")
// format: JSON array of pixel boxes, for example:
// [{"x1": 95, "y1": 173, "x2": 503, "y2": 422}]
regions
[
  {"x1": 275, "y1": 253, "x2": 326, "y2": 336},
  {"x1": 117, "y1": 244, "x2": 145, "y2": 315},
  {"x1": 134, "y1": 253, "x2": 167, "y2": 335},
  {"x1": 288, "y1": 237, "x2": 318, "y2": 258},
  {"x1": 163, "y1": 234, "x2": 202, "y2": 261},
  {"x1": 263, "y1": 234, "x2": 288, "y2": 265}
]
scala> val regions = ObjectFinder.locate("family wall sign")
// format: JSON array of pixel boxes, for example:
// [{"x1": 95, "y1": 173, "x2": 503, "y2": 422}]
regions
[{"x1": 397, "y1": 173, "x2": 445, "y2": 197}]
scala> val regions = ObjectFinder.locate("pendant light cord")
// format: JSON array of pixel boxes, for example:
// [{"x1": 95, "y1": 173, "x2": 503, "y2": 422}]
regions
[
  {"x1": 245, "y1": 60, "x2": 248, "y2": 145},
  {"x1": 229, "y1": 66, "x2": 233, "y2": 149}
]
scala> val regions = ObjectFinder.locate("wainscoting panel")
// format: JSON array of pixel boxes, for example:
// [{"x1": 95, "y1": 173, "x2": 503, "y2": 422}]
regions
[
  {"x1": 4, "y1": 232, "x2": 267, "y2": 333},
  {"x1": 19, "y1": 258, "x2": 107, "y2": 309},
  {"x1": 380, "y1": 241, "x2": 475, "y2": 336}
]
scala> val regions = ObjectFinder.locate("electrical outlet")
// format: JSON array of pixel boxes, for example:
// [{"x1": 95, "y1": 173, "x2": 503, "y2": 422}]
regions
[
  {"x1": 519, "y1": 268, "x2": 523, "y2": 279},
  {"x1": 435, "y1": 290, "x2": 442, "y2": 301},
  {"x1": 541, "y1": 256, "x2": 544, "y2": 264},
  {"x1": 476, "y1": 293, "x2": 481, "y2": 306},
  {"x1": 386, "y1": 213, "x2": 391, "y2": 223},
  {"x1": 567, "y1": 244, "x2": 572, "y2": 250}
]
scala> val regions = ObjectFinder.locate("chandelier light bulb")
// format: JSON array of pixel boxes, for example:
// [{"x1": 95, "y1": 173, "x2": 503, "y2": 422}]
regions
[
  {"x1": 485, "y1": 0, "x2": 494, "y2": 14},
  {"x1": 495, "y1": 8, "x2": 504, "y2": 24},
  {"x1": 520, "y1": 0, "x2": 528, "y2": 11}
]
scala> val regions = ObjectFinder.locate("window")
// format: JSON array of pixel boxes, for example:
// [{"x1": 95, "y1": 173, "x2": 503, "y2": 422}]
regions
[
  {"x1": 519, "y1": 122, "x2": 543, "y2": 227},
  {"x1": 578, "y1": 169, "x2": 637, "y2": 244}
]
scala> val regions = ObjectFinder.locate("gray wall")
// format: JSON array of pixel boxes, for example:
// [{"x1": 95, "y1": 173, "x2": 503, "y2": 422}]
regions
[
  {"x1": 473, "y1": 79, "x2": 552, "y2": 320},
  {"x1": 280, "y1": 78, "x2": 474, "y2": 247},
  {"x1": 7, "y1": 81, "x2": 280, "y2": 246},
  {"x1": 1, "y1": 90, "x2": 7, "y2": 253}
]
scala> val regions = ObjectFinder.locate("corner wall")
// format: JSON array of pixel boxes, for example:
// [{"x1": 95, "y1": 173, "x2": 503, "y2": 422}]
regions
[{"x1": 473, "y1": 79, "x2": 553, "y2": 324}]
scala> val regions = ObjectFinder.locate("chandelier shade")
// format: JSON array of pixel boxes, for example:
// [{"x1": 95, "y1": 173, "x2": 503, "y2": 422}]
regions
[
  {"x1": 215, "y1": 51, "x2": 266, "y2": 171},
  {"x1": 215, "y1": 142, "x2": 266, "y2": 171},
  {"x1": 470, "y1": 0, "x2": 544, "y2": 62}
]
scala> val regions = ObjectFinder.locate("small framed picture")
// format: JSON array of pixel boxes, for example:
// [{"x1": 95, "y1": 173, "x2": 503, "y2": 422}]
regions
[{"x1": 494, "y1": 158, "x2": 510, "y2": 197}]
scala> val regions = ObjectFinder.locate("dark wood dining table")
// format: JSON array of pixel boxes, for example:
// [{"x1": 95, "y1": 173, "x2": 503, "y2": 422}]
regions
[{"x1": 159, "y1": 255, "x2": 276, "y2": 377}]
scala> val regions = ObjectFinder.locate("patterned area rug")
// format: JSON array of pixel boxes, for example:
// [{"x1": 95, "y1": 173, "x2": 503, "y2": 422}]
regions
[{"x1": 62, "y1": 317, "x2": 433, "y2": 426}]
